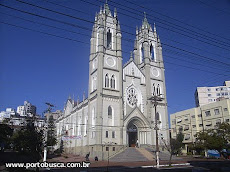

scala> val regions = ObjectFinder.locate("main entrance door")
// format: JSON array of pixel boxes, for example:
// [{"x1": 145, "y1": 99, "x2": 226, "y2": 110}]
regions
[{"x1": 127, "y1": 123, "x2": 137, "y2": 147}]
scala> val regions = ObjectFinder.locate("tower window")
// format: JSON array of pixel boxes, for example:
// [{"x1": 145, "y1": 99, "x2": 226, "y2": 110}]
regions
[
  {"x1": 157, "y1": 84, "x2": 161, "y2": 96},
  {"x1": 106, "y1": 131, "x2": 109, "y2": 138},
  {"x1": 141, "y1": 45, "x2": 144, "y2": 62},
  {"x1": 107, "y1": 29, "x2": 112, "y2": 49},
  {"x1": 105, "y1": 74, "x2": 109, "y2": 87},
  {"x1": 150, "y1": 44, "x2": 154, "y2": 60},
  {"x1": 111, "y1": 75, "x2": 115, "y2": 89},
  {"x1": 153, "y1": 83, "x2": 156, "y2": 96},
  {"x1": 108, "y1": 106, "x2": 112, "y2": 119},
  {"x1": 112, "y1": 131, "x2": 115, "y2": 138}
]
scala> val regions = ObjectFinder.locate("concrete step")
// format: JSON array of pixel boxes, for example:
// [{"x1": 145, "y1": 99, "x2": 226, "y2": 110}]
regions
[
  {"x1": 145, "y1": 147, "x2": 182, "y2": 161},
  {"x1": 109, "y1": 147, "x2": 149, "y2": 162}
]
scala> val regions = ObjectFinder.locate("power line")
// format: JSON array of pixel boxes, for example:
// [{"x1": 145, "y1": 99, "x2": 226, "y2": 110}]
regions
[{"x1": 3, "y1": 1, "x2": 230, "y2": 68}]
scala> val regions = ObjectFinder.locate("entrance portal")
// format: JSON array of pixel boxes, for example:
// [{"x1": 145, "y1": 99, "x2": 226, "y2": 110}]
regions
[{"x1": 127, "y1": 123, "x2": 137, "y2": 147}]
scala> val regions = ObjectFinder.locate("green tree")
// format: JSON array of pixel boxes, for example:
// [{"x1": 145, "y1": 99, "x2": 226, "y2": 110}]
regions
[
  {"x1": 12, "y1": 117, "x2": 43, "y2": 161},
  {"x1": 0, "y1": 123, "x2": 13, "y2": 151},
  {"x1": 162, "y1": 131, "x2": 184, "y2": 166},
  {"x1": 194, "y1": 122, "x2": 230, "y2": 156}
]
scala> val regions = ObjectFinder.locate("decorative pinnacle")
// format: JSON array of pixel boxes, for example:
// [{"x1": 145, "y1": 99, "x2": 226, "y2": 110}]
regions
[
  {"x1": 130, "y1": 51, "x2": 133, "y2": 60},
  {"x1": 154, "y1": 23, "x2": 156, "y2": 32}
]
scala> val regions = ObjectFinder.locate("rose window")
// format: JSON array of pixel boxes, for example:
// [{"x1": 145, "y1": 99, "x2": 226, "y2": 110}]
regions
[{"x1": 127, "y1": 88, "x2": 138, "y2": 107}]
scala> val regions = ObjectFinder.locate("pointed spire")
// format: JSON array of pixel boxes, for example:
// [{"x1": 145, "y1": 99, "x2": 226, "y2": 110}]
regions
[
  {"x1": 83, "y1": 92, "x2": 85, "y2": 101},
  {"x1": 142, "y1": 12, "x2": 149, "y2": 29},
  {"x1": 136, "y1": 26, "x2": 138, "y2": 35},
  {"x1": 130, "y1": 51, "x2": 133, "y2": 60},
  {"x1": 68, "y1": 95, "x2": 71, "y2": 100},
  {"x1": 158, "y1": 35, "x2": 161, "y2": 46},
  {"x1": 117, "y1": 21, "x2": 121, "y2": 33},
  {"x1": 104, "y1": 0, "x2": 110, "y2": 15},
  {"x1": 77, "y1": 96, "x2": 79, "y2": 105},
  {"x1": 95, "y1": 12, "x2": 98, "y2": 22},
  {"x1": 114, "y1": 8, "x2": 117, "y2": 18},
  {"x1": 100, "y1": 6, "x2": 102, "y2": 14},
  {"x1": 154, "y1": 23, "x2": 156, "y2": 32}
]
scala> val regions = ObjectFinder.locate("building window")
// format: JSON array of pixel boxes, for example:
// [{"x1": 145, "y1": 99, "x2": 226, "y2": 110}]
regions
[
  {"x1": 214, "y1": 109, "x2": 220, "y2": 115},
  {"x1": 199, "y1": 124, "x2": 203, "y2": 127},
  {"x1": 184, "y1": 125, "x2": 189, "y2": 131},
  {"x1": 206, "y1": 122, "x2": 212, "y2": 127},
  {"x1": 107, "y1": 29, "x2": 112, "y2": 49},
  {"x1": 208, "y1": 99, "x2": 212, "y2": 102},
  {"x1": 112, "y1": 131, "x2": 115, "y2": 138},
  {"x1": 112, "y1": 147, "x2": 115, "y2": 151},
  {"x1": 217, "y1": 93, "x2": 220, "y2": 96},
  {"x1": 216, "y1": 88, "x2": 220, "y2": 91},
  {"x1": 198, "y1": 114, "x2": 202, "y2": 118},
  {"x1": 225, "y1": 92, "x2": 228, "y2": 95},
  {"x1": 106, "y1": 131, "x2": 108, "y2": 138},
  {"x1": 221, "y1": 93, "x2": 225, "y2": 96},
  {"x1": 150, "y1": 44, "x2": 154, "y2": 59},
  {"x1": 205, "y1": 111, "x2": 211, "y2": 117},
  {"x1": 216, "y1": 119, "x2": 221, "y2": 125},
  {"x1": 108, "y1": 106, "x2": 112, "y2": 119},
  {"x1": 106, "y1": 147, "x2": 109, "y2": 151},
  {"x1": 191, "y1": 115, "x2": 195, "y2": 118},
  {"x1": 153, "y1": 83, "x2": 156, "y2": 96},
  {"x1": 192, "y1": 125, "x2": 196, "y2": 128},
  {"x1": 208, "y1": 94, "x2": 211, "y2": 97},
  {"x1": 111, "y1": 75, "x2": 115, "y2": 89},
  {"x1": 177, "y1": 118, "x2": 182, "y2": 123},
  {"x1": 105, "y1": 74, "x2": 109, "y2": 87},
  {"x1": 156, "y1": 84, "x2": 161, "y2": 96},
  {"x1": 224, "y1": 108, "x2": 228, "y2": 111},
  {"x1": 226, "y1": 119, "x2": 230, "y2": 122},
  {"x1": 207, "y1": 88, "x2": 211, "y2": 91}
]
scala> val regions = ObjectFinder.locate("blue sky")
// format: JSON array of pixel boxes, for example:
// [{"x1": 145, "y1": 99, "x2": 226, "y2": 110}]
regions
[{"x1": 0, "y1": 0, "x2": 230, "y2": 119}]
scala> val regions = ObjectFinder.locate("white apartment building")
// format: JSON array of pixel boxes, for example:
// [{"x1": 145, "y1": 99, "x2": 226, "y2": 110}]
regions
[
  {"x1": 0, "y1": 108, "x2": 16, "y2": 122},
  {"x1": 170, "y1": 99, "x2": 230, "y2": 154},
  {"x1": 17, "y1": 101, "x2": 37, "y2": 116},
  {"x1": 195, "y1": 81, "x2": 230, "y2": 107}
]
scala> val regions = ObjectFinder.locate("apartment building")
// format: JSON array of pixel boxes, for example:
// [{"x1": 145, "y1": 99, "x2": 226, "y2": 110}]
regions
[
  {"x1": 195, "y1": 81, "x2": 230, "y2": 107},
  {"x1": 170, "y1": 99, "x2": 230, "y2": 154}
]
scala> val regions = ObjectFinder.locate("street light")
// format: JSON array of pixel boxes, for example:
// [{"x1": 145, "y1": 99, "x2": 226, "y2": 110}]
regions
[
  {"x1": 148, "y1": 95, "x2": 165, "y2": 168},
  {"x1": 103, "y1": 141, "x2": 116, "y2": 172}
]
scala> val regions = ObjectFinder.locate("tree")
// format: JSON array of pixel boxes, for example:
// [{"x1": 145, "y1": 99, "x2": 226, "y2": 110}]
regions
[
  {"x1": 162, "y1": 131, "x2": 184, "y2": 166},
  {"x1": 47, "y1": 115, "x2": 57, "y2": 153},
  {"x1": 12, "y1": 117, "x2": 43, "y2": 161},
  {"x1": 0, "y1": 123, "x2": 13, "y2": 151},
  {"x1": 194, "y1": 122, "x2": 230, "y2": 156}
]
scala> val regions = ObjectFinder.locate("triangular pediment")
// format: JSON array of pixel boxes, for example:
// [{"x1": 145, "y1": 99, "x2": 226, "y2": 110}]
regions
[
  {"x1": 123, "y1": 60, "x2": 145, "y2": 84},
  {"x1": 124, "y1": 106, "x2": 150, "y2": 128}
]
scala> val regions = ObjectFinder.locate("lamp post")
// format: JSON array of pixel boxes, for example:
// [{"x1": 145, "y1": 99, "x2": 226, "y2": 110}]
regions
[
  {"x1": 148, "y1": 95, "x2": 165, "y2": 168},
  {"x1": 103, "y1": 141, "x2": 116, "y2": 172}
]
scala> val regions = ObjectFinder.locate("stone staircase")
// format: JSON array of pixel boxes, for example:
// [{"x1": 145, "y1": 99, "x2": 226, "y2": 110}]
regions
[
  {"x1": 145, "y1": 147, "x2": 182, "y2": 161},
  {"x1": 109, "y1": 147, "x2": 149, "y2": 162},
  {"x1": 109, "y1": 147, "x2": 182, "y2": 162}
]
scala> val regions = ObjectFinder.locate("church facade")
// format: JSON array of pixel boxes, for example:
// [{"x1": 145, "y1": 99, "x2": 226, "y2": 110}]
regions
[{"x1": 55, "y1": 3, "x2": 169, "y2": 159}]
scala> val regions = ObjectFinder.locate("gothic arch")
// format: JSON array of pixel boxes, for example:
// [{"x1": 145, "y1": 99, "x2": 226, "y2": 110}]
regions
[
  {"x1": 110, "y1": 75, "x2": 115, "y2": 89},
  {"x1": 105, "y1": 74, "x2": 109, "y2": 87},
  {"x1": 107, "y1": 29, "x2": 112, "y2": 49}
]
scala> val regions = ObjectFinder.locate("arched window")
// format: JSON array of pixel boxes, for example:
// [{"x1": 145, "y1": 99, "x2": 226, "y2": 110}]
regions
[
  {"x1": 92, "y1": 107, "x2": 95, "y2": 126},
  {"x1": 107, "y1": 29, "x2": 112, "y2": 49},
  {"x1": 150, "y1": 44, "x2": 154, "y2": 59},
  {"x1": 108, "y1": 106, "x2": 112, "y2": 119},
  {"x1": 141, "y1": 45, "x2": 144, "y2": 62},
  {"x1": 157, "y1": 84, "x2": 161, "y2": 96},
  {"x1": 111, "y1": 75, "x2": 115, "y2": 89},
  {"x1": 153, "y1": 83, "x2": 156, "y2": 96},
  {"x1": 105, "y1": 74, "x2": 109, "y2": 87}
]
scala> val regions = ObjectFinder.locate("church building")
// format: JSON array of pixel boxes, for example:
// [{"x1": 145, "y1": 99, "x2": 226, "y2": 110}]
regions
[{"x1": 55, "y1": 2, "x2": 169, "y2": 159}]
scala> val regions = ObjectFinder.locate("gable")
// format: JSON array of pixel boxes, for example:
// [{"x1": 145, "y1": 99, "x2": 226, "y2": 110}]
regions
[{"x1": 123, "y1": 61, "x2": 145, "y2": 84}]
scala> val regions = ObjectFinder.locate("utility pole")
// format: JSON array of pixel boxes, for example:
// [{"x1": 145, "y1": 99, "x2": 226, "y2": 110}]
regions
[
  {"x1": 43, "y1": 102, "x2": 54, "y2": 162},
  {"x1": 148, "y1": 95, "x2": 164, "y2": 168}
]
